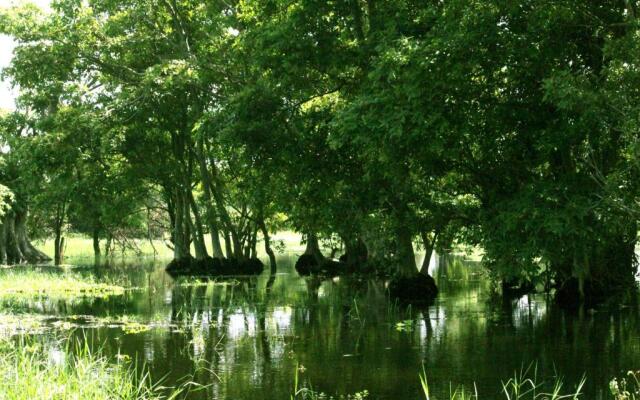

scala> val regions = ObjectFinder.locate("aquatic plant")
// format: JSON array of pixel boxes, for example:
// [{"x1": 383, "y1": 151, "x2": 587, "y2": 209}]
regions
[
  {"x1": 610, "y1": 371, "x2": 640, "y2": 400},
  {"x1": 0, "y1": 270, "x2": 125, "y2": 300},
  {"x1": 0, "y1": 336, "x2": 185, "y2": 400},
  {"x1": 290, "y1": 364, "x2": 369, "y2": 400},
  {"x1": 420, "y1": 364, "x2": 584, "y2": 400}
]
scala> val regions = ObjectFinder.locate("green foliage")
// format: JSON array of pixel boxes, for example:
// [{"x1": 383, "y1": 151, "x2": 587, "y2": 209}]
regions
[{"x1": 1, "y1": 0, "x2": 640, "y2": 299}]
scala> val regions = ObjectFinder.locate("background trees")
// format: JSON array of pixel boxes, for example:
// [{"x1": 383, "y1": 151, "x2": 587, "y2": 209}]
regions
[{"x1": 1, "y1": 0, "x2": 639, "y2": 303}]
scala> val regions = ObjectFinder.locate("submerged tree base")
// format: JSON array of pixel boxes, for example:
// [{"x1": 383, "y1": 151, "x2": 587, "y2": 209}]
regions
[
  {"x1": 554, "y1": 277, "x2": 637, "y2": 308},
  {"x1": 388, "y1": 274, "x2": 438, "y2": 305},
  {"x1": 166, "y1": 257, "x2": 264, "y2": 276}
]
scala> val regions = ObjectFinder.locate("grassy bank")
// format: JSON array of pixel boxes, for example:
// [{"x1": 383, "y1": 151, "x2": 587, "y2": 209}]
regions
[
  {"x1": 0, "y1": 337, "x2": 182, "y2": 400},
  {"x1": 34, "y1": 231, "x2": 308, "y2": 260},
  {"x1": 0, "y1": 269, "x2": 124, "y2": 300}
]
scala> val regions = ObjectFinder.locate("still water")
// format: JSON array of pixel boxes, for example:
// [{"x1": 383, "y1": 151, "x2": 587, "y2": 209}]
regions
[{"x1": 5, "y1": 254, "x2": 640, "y2": 399}]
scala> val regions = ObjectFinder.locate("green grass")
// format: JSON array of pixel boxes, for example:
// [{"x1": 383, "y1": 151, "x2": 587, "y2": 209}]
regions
[
  {"x1": 610, "y1": 371, "x2": 640, "y2": 400},
  {"x1": 34, "y1": 231, "x2": 308, "y2": 260},
  {"x1": 419, "y1": 365, "x2": 585, "y2": 400},
  {"x1": 291, "y1": 365, "x2": 590, "y2": 400},
  {"x1": 0, "y1": 270, "x2": 125, "y2": 300},
  {"x1": 0, "y1": 336, "x2": 184, "y2": 400}
]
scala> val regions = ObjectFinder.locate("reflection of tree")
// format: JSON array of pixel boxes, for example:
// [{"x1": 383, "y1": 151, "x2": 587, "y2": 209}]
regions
[
  {"x1": 58, "y1": 256, "x2": 640, "y2": 400},
  {"x1": 305, "y1": 277, "x2": 322, "y2": 302},
  {"x1": 259, "y1": 273, "x2": 277, "y2": 392}
]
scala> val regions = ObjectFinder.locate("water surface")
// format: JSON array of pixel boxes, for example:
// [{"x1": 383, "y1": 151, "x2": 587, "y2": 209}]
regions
[{"x1": 4, "y1": 254, "x2": 639, "y2": 399}]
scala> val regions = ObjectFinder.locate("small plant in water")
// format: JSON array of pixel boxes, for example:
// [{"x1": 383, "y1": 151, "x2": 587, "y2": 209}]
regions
[
  {"x1": 610, "y1": 371, "x2": 640, "y2": 400},
  {"x1": 0, "y1": 335, "x2": 186, "y2": 400},
  {"x1": 0, "y1": 270, "x2": 125, "y2": 301},
  {"x1": 122, "y1": 321, "x2": 152, "y2": 334},
  {"x1": 420, "y1": 364, "x2": 584, "y2": 400},
  {"x1": 395, "y1": 319, "x2": 414, "y2": 332},
  {"x1": 291, "y1": 364, "x2": 369, "y2": 400}
]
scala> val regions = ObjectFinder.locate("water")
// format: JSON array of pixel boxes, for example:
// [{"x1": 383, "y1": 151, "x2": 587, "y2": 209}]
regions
[{"x1": 4, "y1": 254, "x2": 640, "y2": 399}]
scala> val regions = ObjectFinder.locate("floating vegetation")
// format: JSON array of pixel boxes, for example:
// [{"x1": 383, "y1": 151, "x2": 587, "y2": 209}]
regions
[
  {"x1": 173, "y1": 277, "x2": 241, "y2": 287},
  {"x1": 0, "y1": 270, "x2": 125, "y2": 301},
  {"x1": 395, "y1": 319, "x2": 414, "y2": 332},
  {"x1": 0, "y1": 313, "x2": 50, "y2": 336},
  {"x1": 290, "y1": 365, "x2": 370, "y2": 400},
  {"x1": 121, "y1": 321, "x2": 152, "y2": 334}
]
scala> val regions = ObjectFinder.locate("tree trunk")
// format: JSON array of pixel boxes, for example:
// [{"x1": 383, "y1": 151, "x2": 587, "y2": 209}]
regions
[
  {"x1": 209, "y1": 162, "x2": 242, "y2": 259},
  {"x1": 14, "y1": 209, "x2": 48, "y2": 262},
  {"x1": 0, "y1": 220, "x2": 6, "y2": 264},
  {"x1": 5, "y1": 215, "x2": 22, "y2": 263},
  {"x1": 187, "y1": 190, "x2": 209, "y2": 260},
  {"x1": 258, "y1": 218, "x2": 277, "y2": 274},
  {"x1": 173, "y1": 188, "x2": 190, "y2": 261},
  {"x1": 54, "y1": 226, "x2": 63, "y2": 266},
  {"x1": 250, "y1": 226, "x2": 258, "y2": 259},
  {"x1": 304, "y1": 232, "x2": 324, "y2": 263},
  {"x1": 186, "y1": 208, "x2": 207, "y2": 260},
  {"x1": 196, "y1": 137, "x2": 224, "y2": 258},
  {"x1": 232, "y1": 229, "x2": 244, "y2": 260},
  {"x1": 420, "y1": 231, "x2": 438, "y2": 276},
  {"x1": 104, "y1": 233, "x2": 113, "y2": 258},
  {"x1": 395, "y1": 225, "x2": 417, "y2": 278},
  {"x1": 223, "y1": 229, "x2": 233, "y2": 259},
  {"x1": 93, "y1": 227, "x2": 101, "y2": 261},
  {"x1": 342, "y1": 235, "x2": 368, "y2": 265}
]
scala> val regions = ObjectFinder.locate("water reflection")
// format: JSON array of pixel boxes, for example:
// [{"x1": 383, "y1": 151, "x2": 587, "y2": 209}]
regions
[{"x1": 3, "y1": 254, "x2": 640, "y2": 399}]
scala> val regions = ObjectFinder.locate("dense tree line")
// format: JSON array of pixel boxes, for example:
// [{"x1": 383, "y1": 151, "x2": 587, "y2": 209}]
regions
[{"x1": 1, "y1": 0, "x2": 639, "y2": 304}]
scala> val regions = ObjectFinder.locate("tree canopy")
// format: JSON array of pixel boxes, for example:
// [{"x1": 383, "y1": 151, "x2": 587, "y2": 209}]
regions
[{"x1": 1, "y1": 0, "x2": 639, "y2": 304}]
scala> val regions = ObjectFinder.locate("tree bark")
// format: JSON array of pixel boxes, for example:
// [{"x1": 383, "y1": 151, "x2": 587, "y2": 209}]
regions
[
  {"x1": 195, "y1": 137, "x2": 224, "y2": 258},
  {"x1": 0, "y1": 220, "x2": 6, "y2": 264},
  {"x1": 342, "y1": 235, "x2": 368, "y2": 265},
  {"x1": 187, "y1": 190, "x2": 209, "y2": 260},
  {"x1": 395, "y1": 224, "x2": 417, "y2": 278},
  {"x1": 173, "y1": 188, "x2": 190, "y2": 261},
  {"x1": 420, "y1": 231, "x2": 438, "y2": 276},
  {"x1": 258, "y1": 218, "x2": 277, "y2": 274},
  {"x1": 4, "y1": 213, "x2": 24, "y2": 263},
  {"x1": 223, "y1": 229, "x2": 233, "y2": 258},
  {"x1": 92, "y1": 227, "x2": 101, "y2": 261},
  {"x1": 209, "y1": 161, "x2": 242, "y2": 258},
  {"x1": 304, "y1": 232, "x2": 324, "y2": 263},
  {"x1": 53, "y1": 201, "x2": 67, "y2": 266},
  {"x1": 14, "y1": 209, "x2": 48, "y2": 262},
  {"x1": 54, "y1": 226, "x2": 63, "y2": 266}
]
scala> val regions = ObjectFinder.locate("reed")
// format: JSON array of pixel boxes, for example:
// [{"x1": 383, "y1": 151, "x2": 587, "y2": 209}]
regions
[{"x1": 0, "y1": 335, "x2": 185, "y2": 400}]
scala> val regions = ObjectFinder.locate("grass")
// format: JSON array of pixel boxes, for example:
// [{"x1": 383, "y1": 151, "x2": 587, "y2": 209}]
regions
[
  {"x1": 34, "y1": 231, "x2": 308, "y2": 260},
  {"x1": 290, "y1": 364, "x2": 369, "y2": 400},
  {"x1": 610, "y1": 371, "x2": 640, "y2": 399},
  {"x1": 419, "y1": 364, "x2": 585, "y2": 400},
  {"x1": 0, "y1": 313, "x2": 49, "y2": 336},
  {"x1": 0, "y1": 269, "x2": 125, "y2": 301},
  {"x1": 291, "y1": 365, "x2": 590, "y2": 400},
  {"x1": 0, "y1": 336, "x2": 185, "y2": 400}
]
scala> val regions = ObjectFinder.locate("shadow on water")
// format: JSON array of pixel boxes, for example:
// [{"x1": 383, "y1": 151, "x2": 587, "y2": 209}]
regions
[{"x1": 3, "y1": 253, "x2": 640, "y2": 399}]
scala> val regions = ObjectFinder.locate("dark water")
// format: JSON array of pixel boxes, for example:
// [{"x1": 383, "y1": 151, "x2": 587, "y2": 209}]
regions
[{"x1": 5, "y1": 254, "x2": 640, "y2": 399}]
